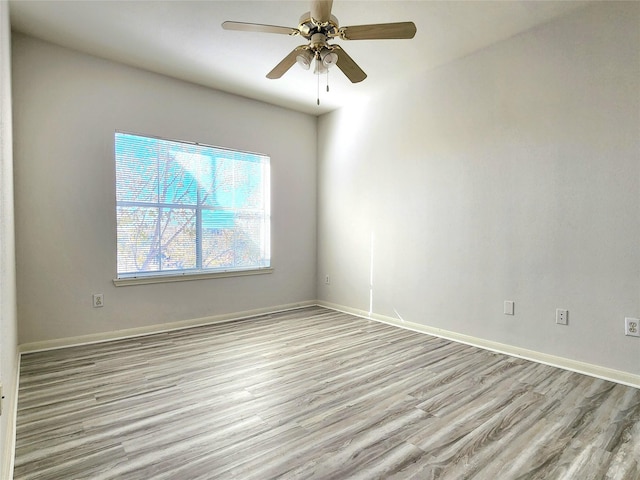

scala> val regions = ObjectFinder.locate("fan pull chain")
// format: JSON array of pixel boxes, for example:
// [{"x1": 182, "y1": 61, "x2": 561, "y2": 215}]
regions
[
  {"x1": 326, "y1": 69, "x2": 330, "y2": 92},
  {"x1": 317, "y1": 69, "x2": 320, "y2": 106}
]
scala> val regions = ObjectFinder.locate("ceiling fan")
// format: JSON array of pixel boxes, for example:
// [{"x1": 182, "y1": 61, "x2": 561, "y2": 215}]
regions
[{"x1": 222, "y1": 0, "x2": 417, "y2": 84}]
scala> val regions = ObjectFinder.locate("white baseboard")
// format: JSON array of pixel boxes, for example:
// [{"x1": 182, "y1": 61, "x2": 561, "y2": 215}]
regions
[
  {"x1": 17, "y1": 298, "x2": 640, "y2": 389},
  {"x1": 318, "y1": 300, "x2": 640, "y2": 390},
  {"x1": 19, "y1": 301, "x2": 316, "y2": 354},
  {"x1": 1, "y1": 353, "x2": 20, "y2": 480}
]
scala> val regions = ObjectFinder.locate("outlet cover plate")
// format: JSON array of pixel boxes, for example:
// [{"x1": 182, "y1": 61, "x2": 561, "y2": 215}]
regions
[
  {"x1": 93, "y1": 293, "x2": 104, "y2": 308},
  {"x1": 625, "y1": 317, "x2": 640, "y2": 337}
]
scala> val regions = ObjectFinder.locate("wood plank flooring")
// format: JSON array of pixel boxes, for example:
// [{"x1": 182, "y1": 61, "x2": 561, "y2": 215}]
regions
[{"x1": 14, "y1": 306, "x2": 640, "y2": 479}]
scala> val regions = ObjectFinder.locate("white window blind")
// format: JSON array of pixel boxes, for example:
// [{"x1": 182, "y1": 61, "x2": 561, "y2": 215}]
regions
[{"x1": 115, "y1": 132, "x2": 270, "y2": 279}]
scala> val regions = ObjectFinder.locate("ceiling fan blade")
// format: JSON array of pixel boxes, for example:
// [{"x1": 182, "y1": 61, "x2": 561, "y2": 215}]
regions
[
  {"x1": 311, "y1": 0, "x2": 333, "y2": 24},
  {"x1": 222, "y1": 21, "x2": 299, "y2": 36},
  {"x1": 266, "y1": 47, "x2": 306, "y2": 79},
  {"x1": 333, "y1": 46, "x2": 367, "y2": 83},
  {"x1": 340, "y1": 21, "x2": 417, "y2": 40}
]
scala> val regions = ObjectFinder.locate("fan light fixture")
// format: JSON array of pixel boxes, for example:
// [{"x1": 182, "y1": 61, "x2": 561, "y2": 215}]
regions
[
  {"x1": 320, "y1": 48, "x2": 338, "y2": 68},
  {"x1": 314, "y1": 58, "x2": 328, "y2": 75},
  {"x1": 296, "y1": 50, "x2": 313, "y2": 70}
]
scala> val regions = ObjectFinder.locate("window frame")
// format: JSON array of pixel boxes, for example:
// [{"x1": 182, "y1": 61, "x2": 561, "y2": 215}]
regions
[{"x1": 113, "y1": 131, "x2": 272, "y2": 286}]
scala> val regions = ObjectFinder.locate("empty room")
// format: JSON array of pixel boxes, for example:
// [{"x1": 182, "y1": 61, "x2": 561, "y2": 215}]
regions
[{"x1": 1, "y1": 0, "x2": 639, "y2": 478}]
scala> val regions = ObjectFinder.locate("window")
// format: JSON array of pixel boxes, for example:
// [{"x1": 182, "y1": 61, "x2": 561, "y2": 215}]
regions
[{"x1": 115, "y1": 132, "x2": 270, "y2": 283}]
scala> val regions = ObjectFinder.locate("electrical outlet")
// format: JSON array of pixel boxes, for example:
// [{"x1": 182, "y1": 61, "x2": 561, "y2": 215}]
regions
[
  {"x1": 92, "y1": 293, "x2": 104, "y2": 308},
  {"x1": 556, "y1": 309, "x2": 568, "y2": 325},
  {"x1": 325, "y1": 275, "x2": 330, "y2": 285},
  {"x1": 504, "y1": 301, "x2": 515, "y2": 315},
  {"x1": 625, "y1": 317, "x2": 639, "y2": 337}
]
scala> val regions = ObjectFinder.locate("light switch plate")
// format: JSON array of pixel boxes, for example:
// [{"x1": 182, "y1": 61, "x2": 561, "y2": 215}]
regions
[{"x1": 504, "y1": 301, "x2": 515, "y2": 315}]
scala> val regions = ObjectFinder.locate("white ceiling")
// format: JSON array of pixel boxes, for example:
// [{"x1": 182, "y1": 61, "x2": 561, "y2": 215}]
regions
[{"x1": 9, "y1": 0, "x2": 591, "y2": 116}]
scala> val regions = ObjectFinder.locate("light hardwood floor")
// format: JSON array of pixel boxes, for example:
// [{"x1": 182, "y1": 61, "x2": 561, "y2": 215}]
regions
[{"x1": 14, "y1": 307, "x2": 640, "y2": 479}]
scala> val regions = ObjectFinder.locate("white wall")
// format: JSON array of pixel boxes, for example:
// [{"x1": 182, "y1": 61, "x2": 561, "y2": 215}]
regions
[
  {"x1": 0, "y1": 0, "x2": 18, "y2": 476},
  {"x1": 318, "y1": 1, "x2": 640, "y2": 376},
  {"x1": 12, "y1": 34, "x2": 317, "y2": 344}
]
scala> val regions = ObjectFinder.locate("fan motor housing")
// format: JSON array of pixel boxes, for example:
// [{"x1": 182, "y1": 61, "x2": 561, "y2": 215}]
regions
[{"x1": 298, "y1": 12, "x2": 339, "y2": 39}]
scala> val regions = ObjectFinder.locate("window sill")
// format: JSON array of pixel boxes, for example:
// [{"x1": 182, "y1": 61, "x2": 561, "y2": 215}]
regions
[{"x1": 113, "y1": 267, "x2": 274, "y2": 287}]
